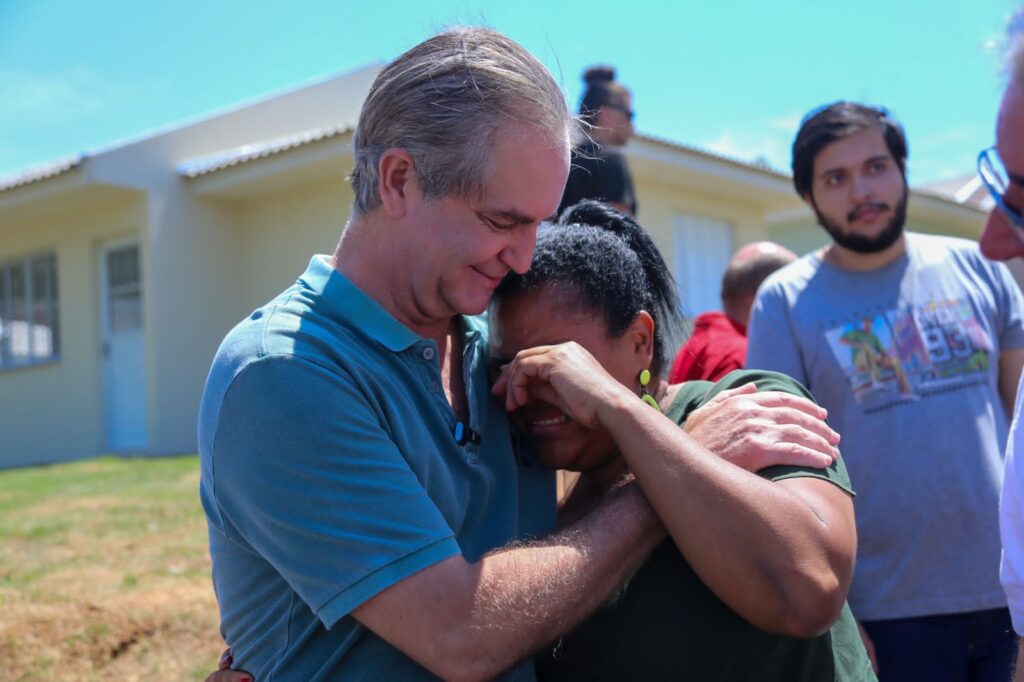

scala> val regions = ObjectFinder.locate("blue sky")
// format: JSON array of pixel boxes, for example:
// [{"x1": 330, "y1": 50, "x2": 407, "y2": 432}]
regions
[{"x1": 1, "y1": 0, "x2": 1020, "y2": 185}]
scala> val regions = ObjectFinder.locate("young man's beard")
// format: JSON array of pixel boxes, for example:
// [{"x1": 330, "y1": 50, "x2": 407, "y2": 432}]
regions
[{"x1": 814, "y1": 187, "x2": 909, "y2": 254}]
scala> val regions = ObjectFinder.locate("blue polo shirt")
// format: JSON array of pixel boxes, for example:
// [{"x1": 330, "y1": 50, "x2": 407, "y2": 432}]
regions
[{"x1": 199, "y1": 256, "x2": 556, "y2": 681}]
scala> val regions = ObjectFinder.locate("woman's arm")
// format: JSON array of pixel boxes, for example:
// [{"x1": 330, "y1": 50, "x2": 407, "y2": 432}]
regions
[
  {"x1": 601, "y1": 391, "x2": 855, "y2": 637},
  {"x1": 496, "y1": 343, "x2": 855, "y2": 637}
]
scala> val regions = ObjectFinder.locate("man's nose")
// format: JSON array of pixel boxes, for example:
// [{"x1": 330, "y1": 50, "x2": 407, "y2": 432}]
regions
[
  {"x1": 850, "y1": 173, "x2": 874, "y2": 202},
  {"x1": 501, "y1": 224, "x2": 539, "y2": 275},
  {"x1": 980, "y1": 209, "x2": 1024, "y2": 261}
]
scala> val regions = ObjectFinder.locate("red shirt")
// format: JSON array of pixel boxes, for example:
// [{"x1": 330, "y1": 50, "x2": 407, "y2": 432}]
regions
[{"x1": 669, "y1": 311, "x2": 747, "y2": 383}]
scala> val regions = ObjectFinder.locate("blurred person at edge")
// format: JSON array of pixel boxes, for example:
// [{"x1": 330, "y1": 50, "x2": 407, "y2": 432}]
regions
[
  {"x1": 747, "y1": 100, "x2": 1024, "y2": 682},
  {"x1": 981, "y1": 15, "x2": 1024, "y2": 682},
  {"x1": 669, "y1": 241, "x2": 796, "y2": 383},
  {"x1": 558, "y1": 65, "x2": 638, "y2": 216}
]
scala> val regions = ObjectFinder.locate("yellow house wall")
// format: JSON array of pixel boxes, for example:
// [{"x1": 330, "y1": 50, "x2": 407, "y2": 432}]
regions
[
  {"x1": 234, "y1": 178, "x2": 353, "y2": 314},
  {"x1": 637, "y1": 177, "x2": 769, "y2": 256},
  {"x1": 634, "y1": 175, "x2": 770, "y2": 320},
  {"x1": 0, "y1": 197, "x2": 146, "y2": 465},
  {"x1": 143, "y1": 189, "x2": 243, "y2": 457}
]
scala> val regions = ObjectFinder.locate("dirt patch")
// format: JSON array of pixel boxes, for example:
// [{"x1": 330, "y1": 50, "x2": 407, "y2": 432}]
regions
[{"x1": 1, "y1": 585, "x2": 222, "y2": 681}]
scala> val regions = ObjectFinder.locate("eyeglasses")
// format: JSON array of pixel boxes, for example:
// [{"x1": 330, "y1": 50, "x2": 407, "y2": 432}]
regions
[
  {"x1": 604, "y1": 102, "x2": 635, "y2": 121},
  {"x1": 978, "y1": 146, "x2": 1024, "y2": 229}
]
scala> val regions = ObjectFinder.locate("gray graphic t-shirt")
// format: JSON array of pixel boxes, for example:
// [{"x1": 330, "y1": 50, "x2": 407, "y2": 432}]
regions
[{"x1": 747, "y1": 232, "x2": 1024, "y2": 620}]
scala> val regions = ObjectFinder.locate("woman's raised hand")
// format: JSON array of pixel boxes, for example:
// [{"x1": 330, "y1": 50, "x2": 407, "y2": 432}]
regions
[{"x1": 491, "y1": 342, "x2": 633, "y2": 428}]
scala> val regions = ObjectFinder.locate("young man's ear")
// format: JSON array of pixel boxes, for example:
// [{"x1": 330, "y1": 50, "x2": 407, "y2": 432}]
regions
[
  {"x1": 627, "y1": 310, "x2": 656, "y2": 366},
  {"x1": 377, "y1": 148, "x2": 418, "y2": 218}
]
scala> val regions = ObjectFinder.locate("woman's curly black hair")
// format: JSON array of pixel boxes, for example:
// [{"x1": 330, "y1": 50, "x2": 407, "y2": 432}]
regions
[{"x1": 493, "y1": 200, "x2": 683, "y2": 376}]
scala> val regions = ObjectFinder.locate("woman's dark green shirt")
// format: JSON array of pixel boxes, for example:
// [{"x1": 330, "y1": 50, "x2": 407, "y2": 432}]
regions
[{"x1": 535, "y1": 370, "x2": 877, "y2": 682}]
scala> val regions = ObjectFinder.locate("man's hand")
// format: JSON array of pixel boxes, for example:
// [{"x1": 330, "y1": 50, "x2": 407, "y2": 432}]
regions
[{"x1": 683, "y1": 383, "x2": 841, "y2": 471}]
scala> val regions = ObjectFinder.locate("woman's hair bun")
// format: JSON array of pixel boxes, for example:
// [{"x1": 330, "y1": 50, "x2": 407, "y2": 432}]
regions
[
  {"x1": 559, "y1": 199, "x2": 630, "y2": 238},
  {"x1": 583, "y1": 65, "x2": 616, "y2": 86}
]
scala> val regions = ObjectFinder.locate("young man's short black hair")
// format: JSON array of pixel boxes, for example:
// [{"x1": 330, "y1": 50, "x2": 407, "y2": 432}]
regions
[{"x1": 791, "y1": 101, "x2": 909, "y2": 199}]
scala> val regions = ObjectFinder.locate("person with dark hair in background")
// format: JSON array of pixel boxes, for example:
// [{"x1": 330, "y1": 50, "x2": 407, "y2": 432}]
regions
[
  {"x1": 488, "y1": 200, "x2": 873, "y2": 680},
  {"x1": 559, "y1": 66, "x2": 637, "y2": 216},
  {"x1": 669, "y1": 241, "x2": 796, "y2": 383},
  {"x1": 747, "y1": 100, "x2": 1024, "y2": 681}
]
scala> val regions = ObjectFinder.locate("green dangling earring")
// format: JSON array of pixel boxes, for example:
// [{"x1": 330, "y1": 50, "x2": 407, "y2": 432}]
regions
[{"x1": 639, "y1": 368, "x2": 660, "y2": 410}]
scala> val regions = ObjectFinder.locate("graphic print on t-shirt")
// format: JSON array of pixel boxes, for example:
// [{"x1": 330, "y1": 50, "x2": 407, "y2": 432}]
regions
[{"x1": 824, "y1": 298, "x2": 992, "y2": 411}]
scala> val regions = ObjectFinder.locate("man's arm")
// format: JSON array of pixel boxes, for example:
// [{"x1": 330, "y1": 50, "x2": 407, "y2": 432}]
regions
[
  {"x1": 999, "y1": 348, "x2": 1024, "y2": 417},
  {"x1": 353, "y1": 481, "x2": 662, "y2": 682},
  {"x1": 206, "y1": 485, "x2": 660, "y2": 682}
]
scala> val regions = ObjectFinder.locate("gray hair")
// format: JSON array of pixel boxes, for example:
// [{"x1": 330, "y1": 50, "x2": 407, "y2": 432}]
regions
[{"x1": 349, "y1": 27, "x2": 574, "y2": 215}]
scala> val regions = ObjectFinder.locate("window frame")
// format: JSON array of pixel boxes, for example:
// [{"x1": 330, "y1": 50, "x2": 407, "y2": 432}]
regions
[{"x1": 0, "y1": 250, "x2": 60, "y2": 372}]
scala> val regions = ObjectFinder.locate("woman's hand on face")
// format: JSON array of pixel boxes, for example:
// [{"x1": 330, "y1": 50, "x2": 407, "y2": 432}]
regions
[
  {"x1": 683, "y1": 383, "x2": 841, "y2": 472},
  {"x1": 490, "y1": 342, "x2": 632, "y2": 428}
]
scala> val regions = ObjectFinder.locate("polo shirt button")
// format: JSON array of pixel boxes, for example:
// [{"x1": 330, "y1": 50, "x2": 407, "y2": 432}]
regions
[{"x1": 422, "y1": 347, "x2": 436, "y2": 361}]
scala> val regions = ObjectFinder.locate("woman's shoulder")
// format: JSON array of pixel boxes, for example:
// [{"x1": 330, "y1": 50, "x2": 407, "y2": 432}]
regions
[{"x1": 666, "y1": 369, "x2": 812, "y2": 423}]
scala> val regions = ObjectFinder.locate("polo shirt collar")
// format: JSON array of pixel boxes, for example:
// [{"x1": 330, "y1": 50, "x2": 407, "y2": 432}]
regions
[{"x1": 298, "y1": 255, "x2": 421, "y2": 352}]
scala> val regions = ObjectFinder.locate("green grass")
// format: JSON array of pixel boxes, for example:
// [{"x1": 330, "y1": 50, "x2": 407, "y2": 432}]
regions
[
  {"x1": 0, "y1": 455, "x2": 224, "y2": 681},
  {"x1": 0, "y1": 455, "x2": 199, "y2": 510}
]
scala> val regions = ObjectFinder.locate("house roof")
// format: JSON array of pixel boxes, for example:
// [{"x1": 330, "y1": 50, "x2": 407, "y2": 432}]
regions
[
  {"x1": 634, "y1": 132, "x2": 789, "y2": 179},
  {"x1": 178, "y1": 122, "x2": 355, "y2": 178},
  {"x1": 175, "y1": 127, "x2": 782, "y2": 182},
  {"x1": 0, "y1": 155, "x2": 83, "y2": 193},
  {"x1": 0, "y1": 121, "x2": 989, "y2": 221},
  {"x1": 920, "y1": 173, "x2": 994, "y2": 211}
]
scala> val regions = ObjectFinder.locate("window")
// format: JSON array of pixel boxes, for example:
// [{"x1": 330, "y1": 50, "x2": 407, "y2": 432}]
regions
[{"x1": 0, "y1": 252, "x2": 59, "y2": 368}]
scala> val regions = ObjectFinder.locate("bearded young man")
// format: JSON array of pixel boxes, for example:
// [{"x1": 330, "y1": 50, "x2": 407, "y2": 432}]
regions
[{"x1": 747, "y1": 102, "x2": 1024, "y2": 681}]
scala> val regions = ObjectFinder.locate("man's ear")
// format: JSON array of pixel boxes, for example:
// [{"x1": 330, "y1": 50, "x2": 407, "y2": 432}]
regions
[
  {"x1": 378, "y1": 148, "x2": 417, "y2": 218},
  {"x1": 626, "y1": 310, "x2": 656, "y2": 367}
]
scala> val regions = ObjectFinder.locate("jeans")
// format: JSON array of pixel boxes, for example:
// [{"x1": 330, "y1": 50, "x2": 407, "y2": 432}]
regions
[{"x1": 861, "y1": 608, "x2": 1017, "y2": 682}]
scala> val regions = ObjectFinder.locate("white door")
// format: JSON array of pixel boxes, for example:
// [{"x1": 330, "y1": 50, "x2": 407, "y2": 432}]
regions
[
  {"x1": 672, "y1": 214, "x2": 735, "y2": 318},
  {"x1": 101, "y1": 240, "x2": 148, "y2": 451}
]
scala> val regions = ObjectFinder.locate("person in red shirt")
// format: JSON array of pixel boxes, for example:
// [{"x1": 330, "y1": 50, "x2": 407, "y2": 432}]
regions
[{"x1": 670, "y1": 241, "x2": 796, "y2": 382}]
